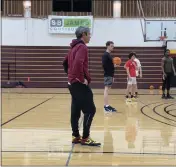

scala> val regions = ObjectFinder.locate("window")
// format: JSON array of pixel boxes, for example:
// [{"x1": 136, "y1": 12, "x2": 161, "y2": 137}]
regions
[
  {"x1": 1, "y1": 0, "x2": 3, "y2": 11},
  {"x1": 52, "y1": 0, "x2": 71, "y2": 12},
  {"x1": 52, "y1": 0, "x2": 92, "y2": 12},
  {"x1": 73, "y1": 0, "x2": 91, "y2": 12}
]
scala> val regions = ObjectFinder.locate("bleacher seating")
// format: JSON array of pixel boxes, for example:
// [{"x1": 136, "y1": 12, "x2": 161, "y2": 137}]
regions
[{"x1": 1, "y1": 46, "x2": 164, "y2": 89}]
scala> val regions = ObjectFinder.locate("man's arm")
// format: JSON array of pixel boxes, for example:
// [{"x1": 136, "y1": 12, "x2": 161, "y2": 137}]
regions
[
  {"x1": 124, "y1": 63, "x2": 126, "y2": 69},
  {"x1": 138, "y1": 60, "x2": 142, "y2": 77},
  {"x1": 139, "y1": 66, "x2": 142, "y2": 77},
  {"x1": 62, "y1": 55, "x2": 68, "y2": 74},
  {"x1": 161, "y1": 58, "x2": 166, "y2": 76},
  {"x1": 102, "y1": 54, "x2": 108, "y2": 71},
  {"x1": 171, "y1": 59, "x2": 176, "y2": 75},
  {"x1": 83, "y1": 48, "x2": 91, "y2": 84}
]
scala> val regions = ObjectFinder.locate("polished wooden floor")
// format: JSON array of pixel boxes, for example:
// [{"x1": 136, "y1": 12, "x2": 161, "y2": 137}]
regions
[{"x1": 1, "y1": 88, "x2": 176, "y2": 166}]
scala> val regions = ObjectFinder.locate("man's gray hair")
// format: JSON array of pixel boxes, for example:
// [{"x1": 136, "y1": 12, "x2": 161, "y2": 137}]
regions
[{"x1": 75, "y1": 26, "x2": 90, "y2": 39}]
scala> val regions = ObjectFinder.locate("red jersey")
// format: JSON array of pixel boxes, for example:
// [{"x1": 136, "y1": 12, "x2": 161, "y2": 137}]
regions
[{"x1": 125, "y1": 60, "x2": 137, "y2": 77}]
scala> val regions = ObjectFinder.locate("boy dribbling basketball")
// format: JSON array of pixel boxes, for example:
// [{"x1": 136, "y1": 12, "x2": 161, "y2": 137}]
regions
[{"x1": 125, "y1": 52, "x2": 137, "y2": 102}]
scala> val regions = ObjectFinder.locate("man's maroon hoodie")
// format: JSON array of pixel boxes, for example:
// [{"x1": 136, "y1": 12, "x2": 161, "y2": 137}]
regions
[{"x1": 62, "y1": 39, "x2": 91, "y2": 84}]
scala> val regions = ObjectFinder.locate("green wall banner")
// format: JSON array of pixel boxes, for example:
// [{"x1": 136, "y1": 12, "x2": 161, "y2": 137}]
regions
[{"x1": 48, "y1": 16, "x2": 93, "y2": 34}]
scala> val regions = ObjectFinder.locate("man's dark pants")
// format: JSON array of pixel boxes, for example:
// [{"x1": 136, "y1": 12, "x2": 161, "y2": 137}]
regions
[{"x1": 68, "y1": 82, "x2": 96, "y2": 139}]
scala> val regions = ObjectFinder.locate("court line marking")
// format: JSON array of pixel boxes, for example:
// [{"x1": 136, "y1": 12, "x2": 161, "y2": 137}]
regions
[
  {"x1": 164, "y1": 104, "x2": 176, "y2": 118},
  {"x1": 139, "y1": 100, "x2": 176, "y2": 127},
  {"x1": 2, "y1": 150, "x2": 176, "y2": 156},
  {"x1": 1, "y1": 96, "x2": 54, "y2": 126},
  {"x1": 2, "y1": 99, "x2": 176, "y2": 158},
  {"x1": 2, "y1": 92, "x2": 176, "y2": 95},
  {"x1": 153, "y1": 102, "x2": 176, "y2": 123},
  {"x1": 2, "y1": 101, "x2": 176, "y2": 157},
  {"x1": 65, "y1": 116, "x2": 84, "y2": 166}
]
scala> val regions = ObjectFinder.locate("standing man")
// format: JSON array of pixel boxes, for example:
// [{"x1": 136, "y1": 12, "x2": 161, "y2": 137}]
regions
[
  {"x1": 102, "y1": 41, "x2": 117, "y2": 112},
  {"x1": 63, "y1": 26, "x2": 101, "y2": 146},
  {"x1": 161, "y1": 49, "x2": 176, "y2": 99}
]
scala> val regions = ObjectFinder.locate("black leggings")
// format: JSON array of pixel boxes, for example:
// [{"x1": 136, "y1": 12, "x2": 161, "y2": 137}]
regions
[
  {"x1": 68, "y1": 82, "x2": 96, "y2": 139},
  {"x1": 162, "y1": 73, "x2": 172, "y2": 92}
]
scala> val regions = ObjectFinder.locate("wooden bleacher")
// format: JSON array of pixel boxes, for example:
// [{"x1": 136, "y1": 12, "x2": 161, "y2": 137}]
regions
[{"x1": 1, "y1": 46, "x2": 164, "y2": 89}]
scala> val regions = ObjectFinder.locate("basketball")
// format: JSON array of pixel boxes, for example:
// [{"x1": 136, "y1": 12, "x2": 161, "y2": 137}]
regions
[
  {"x1": 113, "y1": 57, "x2": 121, "y2": 65},
  {"x1": 150, "y1": 85, "x2": 154, "y2": 89}
]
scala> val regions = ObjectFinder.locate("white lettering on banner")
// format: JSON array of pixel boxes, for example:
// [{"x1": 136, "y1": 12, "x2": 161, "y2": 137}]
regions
[{"x1": 49, "y1": 28, "x2": 77, "y2": 33}]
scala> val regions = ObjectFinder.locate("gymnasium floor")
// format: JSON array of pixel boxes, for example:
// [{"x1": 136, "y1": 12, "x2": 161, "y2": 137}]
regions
[{"x1": 1, "y1": 88, "x2": 176, "y2": 166}]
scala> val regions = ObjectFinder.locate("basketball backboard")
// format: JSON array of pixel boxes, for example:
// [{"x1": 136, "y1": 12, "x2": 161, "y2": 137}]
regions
[{"x1": 144, "y1": 20, "x2": 176, "y2": 42}]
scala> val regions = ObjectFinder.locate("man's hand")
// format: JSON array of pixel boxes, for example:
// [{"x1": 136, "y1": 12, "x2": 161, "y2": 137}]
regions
[
  {"x1": 114, "y1": 64, "x2": 119, "y2": 67},
  {"x1": 140, "y1": 74, "x2": 142, "y2": 78},
  {"x1": 83, "y1": 79, "x2": 88, "y2": 85}
]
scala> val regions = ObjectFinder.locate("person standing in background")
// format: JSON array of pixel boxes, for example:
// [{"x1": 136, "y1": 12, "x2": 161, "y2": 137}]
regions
[
  {"x1": 102, "y1": 41, "x2": 117, "y2": 112},
  {"x1": 161, "y1": 49, "x2": 176, "y2": 99},
  {"x1": 124, "y1": 52, "x2": 137, "y2": 102},
  {"x1": 133, "y1": 53, "x2": 142, "y2": 97}
]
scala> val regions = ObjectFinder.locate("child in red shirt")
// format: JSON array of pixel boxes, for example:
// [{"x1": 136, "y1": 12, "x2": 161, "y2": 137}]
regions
[{"x1": 124, "y1": 52, "x2": 137, "y2": 101}]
